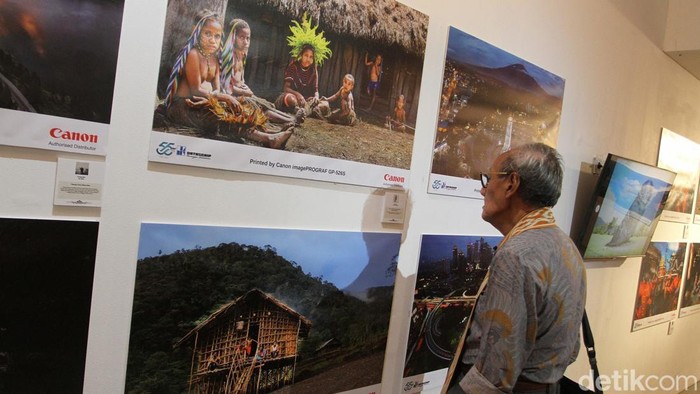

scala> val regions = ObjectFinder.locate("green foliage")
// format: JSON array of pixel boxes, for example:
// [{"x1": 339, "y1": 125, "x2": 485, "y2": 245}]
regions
[
  {"x1": 286, "y1": 13, "x2": 332, "y2": 66},
  {"x1": 125, "y1": 241, "x2": 394, "y2": 392}
]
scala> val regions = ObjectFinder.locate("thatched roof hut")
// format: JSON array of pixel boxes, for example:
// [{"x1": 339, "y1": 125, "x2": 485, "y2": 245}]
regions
[
  {"x1": 178, "y1": 288, "x2": 312, "y2": 345},
  {"x1": 156, "y1": 0, "x2": 428, "y2": 124},
  {"x1": 233, "y1": 0, "x2": 428, "y2": 57}
]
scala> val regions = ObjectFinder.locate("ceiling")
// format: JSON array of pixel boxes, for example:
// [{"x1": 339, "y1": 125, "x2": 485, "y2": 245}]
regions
[
  {"x1": 665, "y1": 50, "x2": 700, "y2": 80},
  {"x1": 610, "y1": 0, "x2": 700, "y2": 80}
]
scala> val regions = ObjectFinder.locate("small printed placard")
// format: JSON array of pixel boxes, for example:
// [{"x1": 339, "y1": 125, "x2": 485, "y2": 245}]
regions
[
  {"x1": 381, "y1": 190, "x2": 407, "y2": 224},
  {"x1": 53, "y1": 157, "x2": 105, "y2": 207}
]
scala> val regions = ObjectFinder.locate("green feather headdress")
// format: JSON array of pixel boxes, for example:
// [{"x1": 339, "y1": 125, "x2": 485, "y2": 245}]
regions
[{"x1": 287, "y1": 13, "x2": 332, "y2": 66}]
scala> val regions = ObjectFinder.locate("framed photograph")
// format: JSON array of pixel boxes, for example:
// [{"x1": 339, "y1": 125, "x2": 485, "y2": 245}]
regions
[
  {"x1": 657, "y1": 128, "x2": 700, "y2": 223},
  {"x1": 696, "y1": 184, "x2": 700, "y2": 225},
  {"x1": 149, "y1": 0, "x2": 428, "y2": 189},
  {"x1": 631, "y1": 241, "x2": 686, "y2": 331},
  {"x1": 0, "y1": 0, "x2": 124, "y2": 155},
  {"x1": 428, "y1": 27, "x2": 565, "y2": 198},
  {"x1": 576, "y1": 154, "x2": 675, "y2": 260},
  {"x1": 0, "y1": 217, "x2": 98, "y2": 392},
  {"x1": 680, "y1": 243, "x2": 700, "y2": 317},
  {"x1": 402, "y1": 234, "x2": 502, "y2": 393},
  {"x1": 127, "y1": 223, "x2": 401, "y2": 394}
]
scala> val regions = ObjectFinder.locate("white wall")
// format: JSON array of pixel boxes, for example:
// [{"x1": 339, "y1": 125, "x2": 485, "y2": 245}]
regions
[{"x1": 1, "y1": 1, "x2": 700, "y2": 393}]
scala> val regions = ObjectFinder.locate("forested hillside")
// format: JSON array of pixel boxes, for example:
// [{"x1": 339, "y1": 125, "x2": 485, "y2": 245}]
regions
[{"x1": 125, "y1": 242, "x2": 393, "y2": 393}]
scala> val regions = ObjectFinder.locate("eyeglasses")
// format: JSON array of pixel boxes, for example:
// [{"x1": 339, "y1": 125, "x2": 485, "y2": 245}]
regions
[{"x1": 480, "y1": 171, "x2": 510, "y2": 188}]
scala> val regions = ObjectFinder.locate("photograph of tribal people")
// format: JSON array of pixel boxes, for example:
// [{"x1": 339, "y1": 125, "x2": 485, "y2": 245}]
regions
[
  {"x1": 430, "y1": 27, "x2": 564, "y2": 187},
  {"x1": 403, "y1": 234, "x2": 501, "y2": 391},
  {"x1": 632, "y1": 241, "x2": 686, "y2": 331},
  {"x1": 0, "y1": 0, "x2": 124, "y2": 123},
  {"x1": 681, "y1": 243, "x2": 700, "y2": 314},
  {"x1": 657, "y1": 128, "x2": 700, "y2": 224},
  {"x1": 152, "y1": 0, "x2": 427, "y2": 167},
  {"x1": 0, "y1": 218, "x2": 98, "y2": 394},
  {"x1": 126, "y1": 223, "x2": 400, "y2": 394}
]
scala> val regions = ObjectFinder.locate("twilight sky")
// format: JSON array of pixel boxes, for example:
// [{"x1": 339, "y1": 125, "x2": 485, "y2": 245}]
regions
[{"x1": 138, "y1": 223, "x2": 399, "y2": 289}]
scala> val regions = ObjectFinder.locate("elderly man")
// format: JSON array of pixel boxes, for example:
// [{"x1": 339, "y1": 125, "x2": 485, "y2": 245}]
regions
[{"x1": 446, "y1": 143, "x2": 586, "y2": 394}]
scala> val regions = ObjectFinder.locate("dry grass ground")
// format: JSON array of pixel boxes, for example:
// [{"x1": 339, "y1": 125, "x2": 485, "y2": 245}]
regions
[
  {"x1": 286, "y1": 116, "x2": 413, "y2": 169},
  {"x1": 154, "y1": 111, "x2": 414, "y2": 169},
  {"x1": 270, "y1": 351, "x2": 385, "y2": 394}
]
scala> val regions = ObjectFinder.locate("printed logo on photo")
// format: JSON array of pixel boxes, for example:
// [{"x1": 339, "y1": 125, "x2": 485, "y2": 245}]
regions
[
  {"x1": 403, "y1": 380, "x2": 429, "y2": 391},
  {"x1": 432, "y1": 179, "x2": 445, "y2": 189},
  {"x1": 432, "y1": 179, "x2": 458, "y2": 190},
  {"x1": 156, "y1": 142, "x2": 176, "y2": 156},
  {"x1": 384, "y1": 173, "x2": 405, "y2": 184},
  {"x1": 184, "y1": 149, "x2": 212, "y2": 159},
  {"x1": 49, "y1": 127, "x2": 99, "y2": 144}
]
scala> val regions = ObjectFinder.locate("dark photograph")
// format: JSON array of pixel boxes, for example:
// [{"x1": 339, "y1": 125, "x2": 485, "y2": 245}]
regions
[
  {"x1": 403, "y1": 234, "x2": 501, "y2": 383},
  {"x1": 0, "y1": 218, "x2": 98, "y2": 393},
  {"x1": 0, "y1": 0, "x2": 124, "y2": 124}
]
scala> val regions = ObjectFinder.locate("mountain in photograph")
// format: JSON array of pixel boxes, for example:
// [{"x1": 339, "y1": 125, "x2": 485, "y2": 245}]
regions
[{"x1": 126, "y1": 241, "x2": 394, "y2": 393}]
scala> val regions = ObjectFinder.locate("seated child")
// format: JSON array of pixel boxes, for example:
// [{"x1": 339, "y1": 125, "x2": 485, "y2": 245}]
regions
[
  {"x1": 387, "y1": 94, "x2": 406, "y2": 131},
  {"x1": 321, "y1": 74, "x2": 356, "y2": 126}
]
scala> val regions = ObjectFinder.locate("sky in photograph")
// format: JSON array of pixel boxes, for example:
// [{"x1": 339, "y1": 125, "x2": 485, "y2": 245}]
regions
[
  {"x1": 446, "y1": 26, "x2": 565, "y2": 98},
  {"x1": 651, "y1": 241, "x2": 684, "y2": 266},
  {"x1": 138, "y1": 223, "x2": 398, "y2": 289},
  {"x1": 606, "y1": 159, "x2": 674, "y2": 219},
  {"x1": 419, "y1": 234, "x2": 502, "y2": 262}
]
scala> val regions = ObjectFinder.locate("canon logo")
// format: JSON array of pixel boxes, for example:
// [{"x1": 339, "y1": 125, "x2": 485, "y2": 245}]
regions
[
  {"x1": 384, "y1": 174, "x2": 405, "y2": 183},
  {"x1": 49, "y1": 128, "x2": 98, "y2": 143}
]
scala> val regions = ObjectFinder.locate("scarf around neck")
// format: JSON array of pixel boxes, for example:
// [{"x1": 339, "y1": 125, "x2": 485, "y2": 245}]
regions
[{"x1": 499, "y1": 206, "x2": 556, "y2": 248}]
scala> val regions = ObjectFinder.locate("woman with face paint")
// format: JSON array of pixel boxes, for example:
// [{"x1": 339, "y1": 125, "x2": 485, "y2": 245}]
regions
[
  {"x1": 220, "y1": 18, "x2": 297, "y2": 127},
  {"x1": 162, "y1": 11, "x2": 293, "y2": 149}
]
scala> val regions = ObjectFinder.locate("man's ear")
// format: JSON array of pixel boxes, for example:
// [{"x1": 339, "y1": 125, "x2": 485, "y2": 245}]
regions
[{"x1": 504, "y1": 172, "x2": 520, "y2": 198}]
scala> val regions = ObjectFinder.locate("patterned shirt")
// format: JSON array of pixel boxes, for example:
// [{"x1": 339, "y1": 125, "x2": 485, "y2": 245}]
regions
[
  {"x1": 460, "y1": 225, "x2": 587, "y2": 393},
  {"x1": 283, "y1": 61, "x2": 318, "y2": 99}
]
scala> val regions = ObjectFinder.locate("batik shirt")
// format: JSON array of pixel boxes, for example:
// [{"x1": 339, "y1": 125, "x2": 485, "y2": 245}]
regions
[{"x1": 460, "y1": 226, "x2": 587, "y2": 393}]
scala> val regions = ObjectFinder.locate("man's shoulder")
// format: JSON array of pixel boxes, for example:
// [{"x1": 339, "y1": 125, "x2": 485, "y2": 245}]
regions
[
  {"x1": 507, "y1": 225, "x2": 568, "y2": 244},
  {"x1": 499, "y1": 226, "x2": 578, "y2": 256}
]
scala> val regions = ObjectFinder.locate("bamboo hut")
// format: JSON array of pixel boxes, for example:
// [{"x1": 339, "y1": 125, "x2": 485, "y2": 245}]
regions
[
  {"x1": 222, "y1": 0, "x2": 428, "y2": 125},
  {"x1": 177, "y1": 289, "x2": 312, "y2": 394}
]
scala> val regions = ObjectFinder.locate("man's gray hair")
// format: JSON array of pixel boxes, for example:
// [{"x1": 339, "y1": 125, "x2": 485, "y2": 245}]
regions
[{"x1": 500, "y1": 142, "x2": 563, "y2": 207}]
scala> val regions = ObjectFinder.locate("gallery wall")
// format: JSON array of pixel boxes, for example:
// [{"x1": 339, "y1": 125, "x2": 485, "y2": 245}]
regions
[{"x1": 1, "y1": 1, "x2": 700, "y2": 393}]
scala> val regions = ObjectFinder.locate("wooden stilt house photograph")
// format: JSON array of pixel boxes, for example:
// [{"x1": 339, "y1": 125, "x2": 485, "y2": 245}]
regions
[
  {"x1": 176, "y1": 289, "x2": 311, "y2": 393},
  {"x1": 125, "y1": 225, "x2": 401, "y2": 393}
]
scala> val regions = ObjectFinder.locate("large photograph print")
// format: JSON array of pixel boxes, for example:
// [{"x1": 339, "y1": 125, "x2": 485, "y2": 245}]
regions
[
  {"x1": 632, "y1": 241, "x2": 685, "y2": 331},
  {"x1": 149, "y1": 0, "x2": 428, "y2": 189},
  {"x1": 0, "y1": 0, "x2": 124, "y2": 155},
  {"x1": 696, "y1": 183, "x2": 700, "y2": 225},
  {"x1": 0, "y1": 218, "x2": 98, "y2": 393},
  {"x1": 656, "y1": 128, "x2": 700, "y2": 224},
  {"x1": 402, "y1": 234, "x2": 501, "y2": 393},
  {"x1": 582, "y1": 157, "x2": 674, "y2": 260},
  {"x1": 429, "y1": 27, "x2": 565, "y2": 198},
  {"x1": 680, "y1": 243, "x2": 700, "y2": 317},
  {"x1": 126, "y1": 223, "x2": 401, "y2": 394}
]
